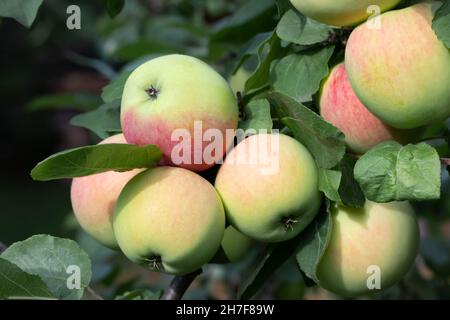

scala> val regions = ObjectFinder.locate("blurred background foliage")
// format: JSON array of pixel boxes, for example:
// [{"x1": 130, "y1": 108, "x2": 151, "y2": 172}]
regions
[{"x1": 0, "y1": 0, "x2": 449, "y2": 299}]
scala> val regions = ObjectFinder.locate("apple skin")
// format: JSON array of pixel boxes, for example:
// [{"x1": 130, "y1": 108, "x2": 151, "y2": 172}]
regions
[
  {"x1": 229, "y1": 68, "x2": 252, "y2": 95},
  {"x1": 319, "y1": 63, "x2": 420, "y2": 154},
  {"x1": 113, "y1": 166, "x2": 225, "y2": 275},
  {"x1": 317, "y1": 201, "x2": 419, "y2": 297},
  {"x1": 215, "y1": 133, "x2": 321, "y2": 243},
  {"x1": 121, "y1": 54, "x2": 239, "y2": 172},
  {"x1": 70, "y1": 134, "x2": 142, "y2": 249},
  {"x1": 345, "y1": 3, "x2": 450, "y2": 129},
  {"x1": 289, "y1": 0, "x2": 401, "y2": 27},
  {"x1": 221, "y1": 226, "x2": 254, "y2": 263}
]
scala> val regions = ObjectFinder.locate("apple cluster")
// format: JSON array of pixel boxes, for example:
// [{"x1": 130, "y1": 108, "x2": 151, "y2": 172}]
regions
[{"x1": 69, "y1": 0, "x2": 449, "y2": 298}]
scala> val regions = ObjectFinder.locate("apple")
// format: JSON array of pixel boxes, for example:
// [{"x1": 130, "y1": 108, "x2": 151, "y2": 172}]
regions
[
  {"x1": 345, "y1": 2, "x2": 450, "y2": 129},
  {"x1": 113, "y1": 166, "x2": 225, "y2": 275},
  {"x1": 229, "y1": 67, "x2": 252, "y2": 95},
  {"x1": 317, "y1": 201, "x2": 419, "y2": 297},
  {"x1": 289, "y1": 0, "x2": 401, "y2": 27},
  {"x1": 215, "y1": 133, "x2": 321, "y2": 242},
  {"x1": 220, "y1": 226, "x2": 254, "y2": 263},
  {"x1": 319, "y1": 63, "x2": 420, "y2": 154},
  {"x1": 121, "y1": 54, "x2": 239, "y2": 172},
  {"x1": 70, "y1": 134, "x2": 142, "y2": 249}
]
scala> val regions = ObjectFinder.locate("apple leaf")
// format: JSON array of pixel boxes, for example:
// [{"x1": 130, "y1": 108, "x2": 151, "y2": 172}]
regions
[
  {"x1": 1, "y1": 235, "x2": 92, "y2": 300},
  {"x1": 70, "y1": 100, "x2": 122, "y2": 139},
  {"x1": 277, "y1": 10, "x2": 332, "y2": 45},
  {"x1": 0, "y1": 258, "x2": 54, "y2": 300},
  {"x1": 432, "y1": 0, "x2": 450, "y2": 48},
  {"x1": 318, "y1": 168, "x2": 341, "y2": 203},
  {"x1": 354, "y1": 141, "x2": 441, "y2": 202},
  {"x1": 296, "y1": 202, "x2": 333, "y2": 283},
  {"x1": 104, "y1": 0, "x2": 125, "y2": 18},
  {"x1": 271, "y1": 46, "x2": 334, "y2": 102},
  {"x1": 230, "y1": 32, "x2": 272, "y2": 76},
  {"x1": 30, "y1": 143, "x2": 162, "y2": 181},
  {"x1": 27, "y1": 93, "x2": 101, "y2": 112},
  {"x1": 266, "y1": 91, "x2": 345, "y2": 169},
  {"x1": 101, "y1": 71, "x2": 131, "y2": 103},
  {"x1": 244, "y1": 32, "x2": 285, "y2": 94},
  {"x1": 0, "y1": 0, "x2": 43, "y2": 28},
  {"x1": 239, "y1": 99, "x2": 273, "y2": 133}
]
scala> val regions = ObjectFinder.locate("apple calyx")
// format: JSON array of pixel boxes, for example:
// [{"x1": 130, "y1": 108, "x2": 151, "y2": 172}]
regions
[
  {"x1": 282, "y1": 216, "x2": 299, "y2": 231},
  {"x1": 145, "y1": 85, "x2": 160, "y2": 100},
  {"x1": 144, "y1": 255, "x2": 164, "y2": 271}
]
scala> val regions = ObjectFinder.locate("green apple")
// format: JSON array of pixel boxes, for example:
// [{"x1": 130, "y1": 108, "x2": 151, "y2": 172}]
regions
[
  {"x1": 317, "y1": 201, "x2": 419, "y2": 297},
  {"x1": 229, "y1": 67, "x2": 252, "y2": 95},
  {"x1": 121, "y1": 54, "x2": 239, "y2": 172},
  {"x1": 113, "y1": 166, "x2": 225, "y2": 275},
  {"x1": 215, "y1": 133, "x2": 321, "y2": 242},
  {"x1": 70, "y1": 134, "x2": 142, "y2": 249},
  {"x1": 345, "y1": 3, "x2": 450, "y2": 129},
  {"x1": 289, "y1": 0, "x2": 401, "y2": 26},
  {"x1": 221, "y1": 226, "x2": 254, "y2": 263},
  {"x1": 319, "y1": 63, "x2": 421, "y2": 154}
]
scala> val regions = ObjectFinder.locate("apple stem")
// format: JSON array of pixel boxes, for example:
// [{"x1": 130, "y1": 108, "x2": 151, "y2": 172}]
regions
[{"x1": 161, "y1": 269, "x2": 202, "y2": 300}]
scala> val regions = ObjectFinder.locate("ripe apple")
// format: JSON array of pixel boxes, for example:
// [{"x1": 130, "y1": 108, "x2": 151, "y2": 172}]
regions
[
  {"x1": 317, "y1": 201, "x2": 419, "y2": 297},
  {"x1": 121, "y1": 54, "x2": 239, "y2": 172},
  {"x1": 319, "y1": 63, "x2": 420, "y2": 154},
  {"x1": 289, "y1": 0, "x2": 401, "y2": 27},
  {"x1": 345, "y1": 2, "x2": 450, "y2": 129},
  {"x1": 215, "y1": 133, "x2": 321, "y2": 242},
  {"x1": 70, "y1": 134, "x2": 142, "y2": 249},
  {"x1": 113, "y1": 166, "x2": 225, "y2": 275}
]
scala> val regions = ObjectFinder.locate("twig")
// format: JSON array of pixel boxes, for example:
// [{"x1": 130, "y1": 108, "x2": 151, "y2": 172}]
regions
[
  {"x1": 86, "y1": 286, "x2": 104, "y2": 300},
  {"x1": 161, "y1": 269, "x2": 202, "y2": 300}
]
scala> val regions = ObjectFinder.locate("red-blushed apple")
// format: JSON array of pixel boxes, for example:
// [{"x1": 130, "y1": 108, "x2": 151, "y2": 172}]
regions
[
  {"x1": 319, "y1": 63, "x2": 419, "y2": 154},
  {"x1": 317, "y1": 201, "x2": 419, "y2": 297},
  {"x1": 113, "y1": 166, "x2": 226, "y2": 275},
  {"x1": 215, "y1": 133, "x2": 321, "y2": 243},
  {"x1": 70, "y1": 134, "x2": 142, "y2": 249},
  {"x1": 345, "y1": 2, "x2": 450, "y2": 129},
  {"x1": 289, "y1": 0, "x2": 401, "y2": 27},
  {"x1": 121, "y1": 54, "x2": 239, "y2": 172}
]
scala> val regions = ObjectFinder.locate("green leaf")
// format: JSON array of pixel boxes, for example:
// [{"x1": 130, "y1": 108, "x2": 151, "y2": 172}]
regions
[
  {"x1": 27, "y1": 93, "x2": 101, "y2": 112},
  {"x1": 239, "y1": 99, "x2": 273, "y2": 133},
  {"x1": 432, "y1": 1, "x2": 450, "y2": 48},
  {"x1": 0, "y1": 0, "x2": 43, "y2": 27},
  {"x1": 245, "y1": 32, "x2": 285, "y2": 94},
  {"x1": 271, "y1": 46, "x2": 334, "y2": 102},
  {"x1": 105, "y1": 0, "x2": 125, "y2": 18},
  {"x1": 0, "y1": 258, "x2": 54, "y2": 300},
  {"x1": 101, "y1": 71, "x2": 131, "y2": 103},
  {"x1": 238, "y1": 239, "x2": 304, "y2": 300},
  {"x1": 337, "y1": 154, "x2": 365, "y2": 208},
  {"x1": 70, "y1": 100, "x2": 122, "y2": 139},
  {"x1": 277, "y1": 10, "x2": 332, "y2": 45},
  {"x1": 1, "y1": 235, "x2": 92, "y2": 300},
  {"x1": 318, "y1": 169, "x2": 341, "y2": 203},
  {"x1": 266, "y1": 91, "x2": 345, "y2": 169},
  {"x1": 296, "y1": 202, "x2": 333, "y2": 283},
  {"x1": 115, "y1": 289, "x2": 163, "y2": 300},
  {"x1": 213, "y1": 0, "x2": 276, "y2": 42},
  {"x1": 354, "y1": 142, "x2": 441, "y2": 202},
  {"x1": 231, "y1": 32, "x2": 272, "y2": 75},
  {"x1": 31, "y1": 143, "x2": 162, "y2": 181}
]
